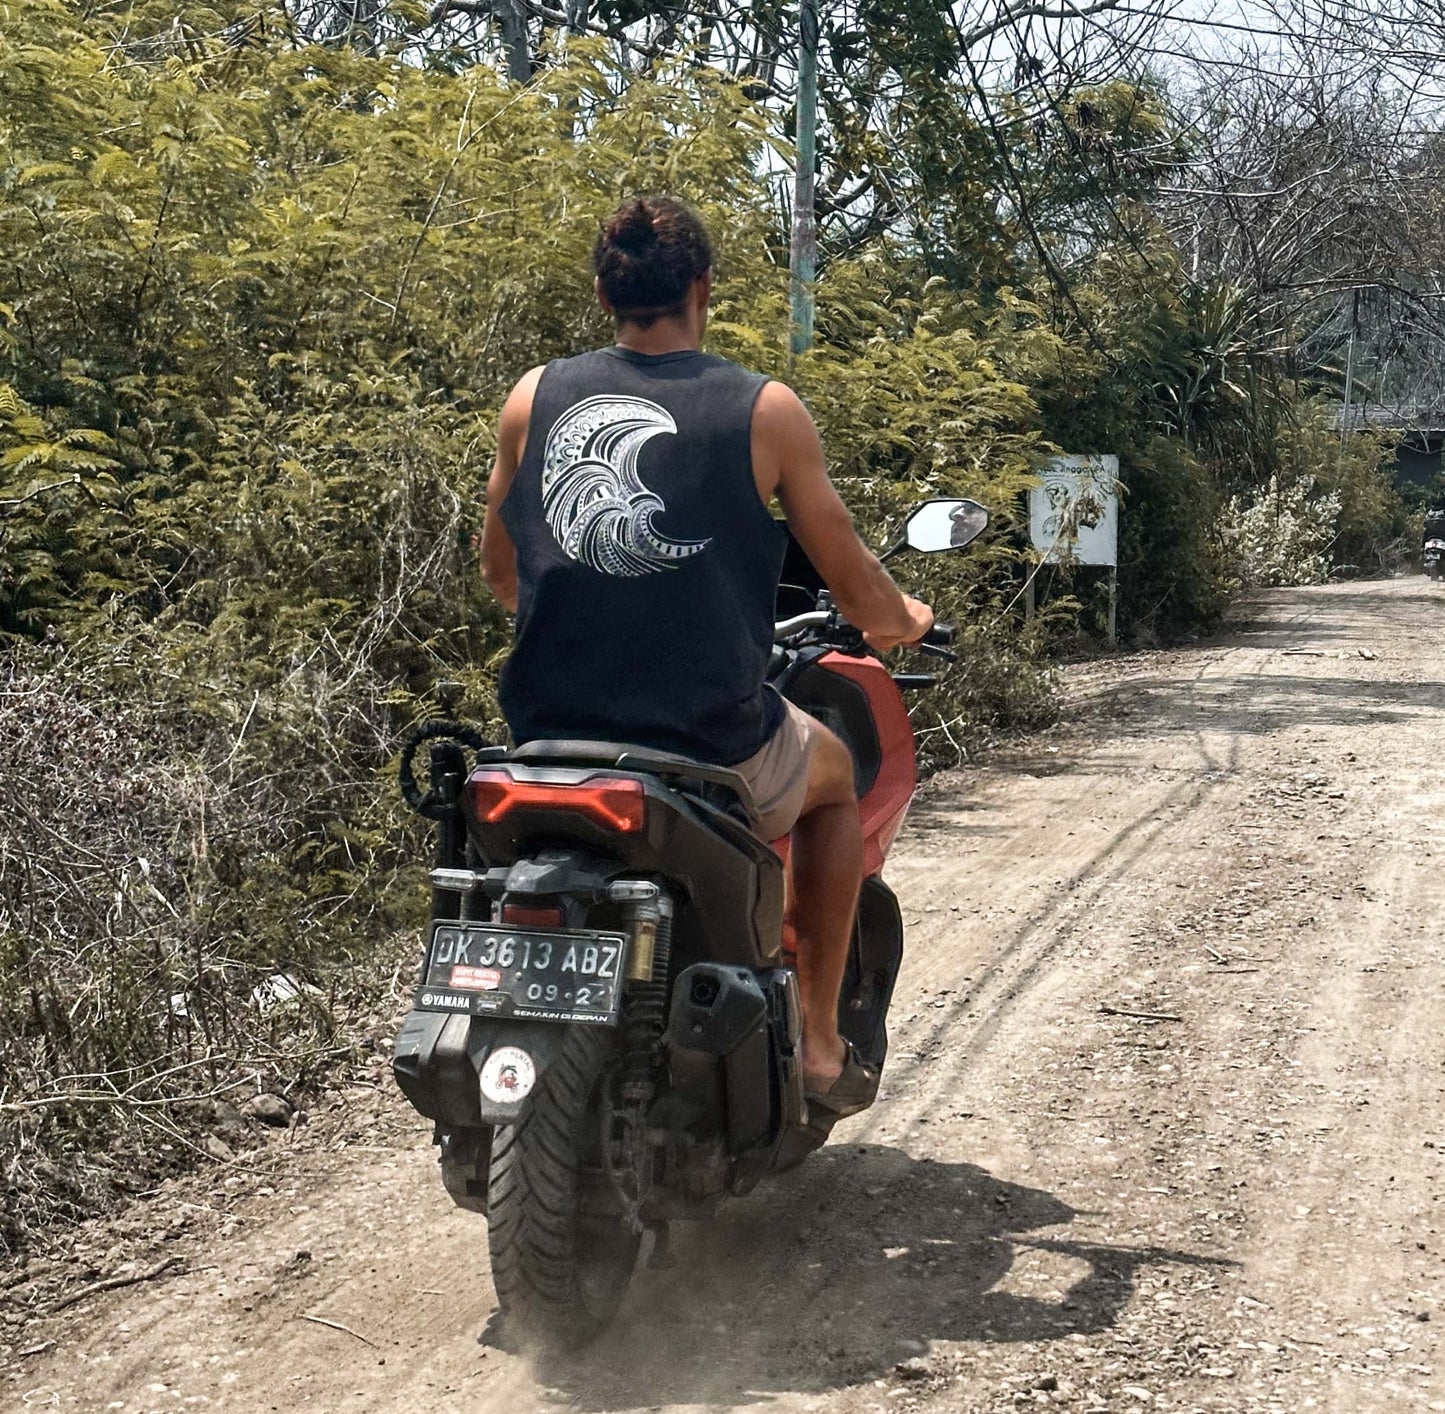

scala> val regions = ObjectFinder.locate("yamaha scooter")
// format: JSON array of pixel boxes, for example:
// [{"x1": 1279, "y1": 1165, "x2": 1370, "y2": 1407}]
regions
[{"x1": 392, "y1": 498, "x2": 989, "y2": 1343}]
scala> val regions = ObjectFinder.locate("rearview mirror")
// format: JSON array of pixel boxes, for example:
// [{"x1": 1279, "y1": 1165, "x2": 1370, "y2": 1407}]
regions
[{"x1": 898, "y1": 498, "x2": 990, "y2": 554}]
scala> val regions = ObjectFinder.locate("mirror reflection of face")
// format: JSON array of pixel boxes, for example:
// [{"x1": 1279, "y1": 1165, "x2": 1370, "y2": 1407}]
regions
[
  {"x1": 949, "y1": 505, "x2": 986, "y2": 547},
  {"x1": 906, "y1": 498, "x2": 988, "y2": 553}
]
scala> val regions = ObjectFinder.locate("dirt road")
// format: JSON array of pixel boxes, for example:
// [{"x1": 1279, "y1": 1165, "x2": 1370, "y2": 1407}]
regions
[{"x1": 8, "y1": 577, "x2": 1445, "y2": 1413}]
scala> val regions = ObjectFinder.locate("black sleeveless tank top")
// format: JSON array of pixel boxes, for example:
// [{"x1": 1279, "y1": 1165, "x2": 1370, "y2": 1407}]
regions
[{"x1": 497, "y1": 346, "x2": 786, "y2": 766}]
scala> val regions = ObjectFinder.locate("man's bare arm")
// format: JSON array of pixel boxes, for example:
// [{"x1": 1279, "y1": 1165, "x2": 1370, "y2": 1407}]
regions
[
  {"x1": 479, "y1": 366, "x2": 545, "y2": 613},
  {"x1": 753, "y1": 382, "x2": 932, "y2": 650}
]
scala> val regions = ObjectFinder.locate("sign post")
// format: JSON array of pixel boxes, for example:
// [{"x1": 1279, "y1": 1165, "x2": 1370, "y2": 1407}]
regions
[{"x1": 1028, "y1": 455, "x2": 1121, "y2": 644}]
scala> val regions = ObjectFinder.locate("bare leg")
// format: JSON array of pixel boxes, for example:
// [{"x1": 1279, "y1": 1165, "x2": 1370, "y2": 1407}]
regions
[{"x1": 789, "y1": 726, "x2": 863, "y2": 1085}]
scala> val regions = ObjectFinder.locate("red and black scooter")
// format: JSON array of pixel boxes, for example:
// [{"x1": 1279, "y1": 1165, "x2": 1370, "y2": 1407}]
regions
[{"x1": 392, "y1": 497, "x2": 989, "y2": 1344}]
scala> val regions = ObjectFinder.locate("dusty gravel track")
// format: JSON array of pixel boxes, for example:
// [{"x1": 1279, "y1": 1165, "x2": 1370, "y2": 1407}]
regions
[{"x1": 8, "y1": 576, "x2": 1445, "y2": 1414}]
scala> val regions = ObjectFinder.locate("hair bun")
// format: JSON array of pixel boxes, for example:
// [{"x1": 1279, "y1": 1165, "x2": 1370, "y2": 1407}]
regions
[
  {"x1": 607, "y1": 200, "x2": 657, "y2": 252},
  {"x1": 593, "y1": 195, "x2": 712, "y2": 324}
]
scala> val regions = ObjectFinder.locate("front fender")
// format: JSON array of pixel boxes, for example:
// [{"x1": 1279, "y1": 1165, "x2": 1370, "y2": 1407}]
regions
[{"x1": 392, "y1": 1010, "x2": 587, "y2": 1127}]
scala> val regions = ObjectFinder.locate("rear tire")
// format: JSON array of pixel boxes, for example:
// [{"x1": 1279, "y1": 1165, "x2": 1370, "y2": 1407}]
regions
[{"x1": 486, "y1": 1026, "x2": 641, "y2": 1346}]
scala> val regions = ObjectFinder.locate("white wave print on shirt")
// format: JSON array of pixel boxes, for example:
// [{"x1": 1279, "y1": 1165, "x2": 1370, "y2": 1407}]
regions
[{"x1": 541, "y1": 395, "x2": 710, "y2": 577}]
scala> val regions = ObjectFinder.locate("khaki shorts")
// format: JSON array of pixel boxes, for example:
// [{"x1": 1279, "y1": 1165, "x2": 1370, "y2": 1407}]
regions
[{"x1": 732, "y1": 699, "x2": 819, "y2": 842}]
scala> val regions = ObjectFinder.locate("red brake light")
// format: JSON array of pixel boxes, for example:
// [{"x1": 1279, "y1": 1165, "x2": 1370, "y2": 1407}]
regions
[
  {"x1": 465, "y1": 770, "x2": 647, "y2": 833},
  {"x1": 500, "y1": 904, "x2": 565, "y2": 927}
]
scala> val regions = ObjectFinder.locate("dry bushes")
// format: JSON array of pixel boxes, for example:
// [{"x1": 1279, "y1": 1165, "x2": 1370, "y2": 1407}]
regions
[
  {"x1": 0, "y1": 635, "x2": 424, "y2": 1248},
  {"x1": 0, "y1": 378, "x2": 504, "y2": 1249}
]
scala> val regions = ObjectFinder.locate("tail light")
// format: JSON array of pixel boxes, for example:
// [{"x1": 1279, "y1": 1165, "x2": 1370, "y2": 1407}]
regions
[
  {"x1": 465, "y1": 769, "x2": 647, "y2": 834},
  {"x1": 501, "y1": 903, "x2": 565, "y2": 927}
]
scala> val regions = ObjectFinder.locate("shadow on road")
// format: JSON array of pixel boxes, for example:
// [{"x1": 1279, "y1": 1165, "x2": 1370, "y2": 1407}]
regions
[{"x1": 518, "y1": 1143, "x2": 1232, "y2": 1409}]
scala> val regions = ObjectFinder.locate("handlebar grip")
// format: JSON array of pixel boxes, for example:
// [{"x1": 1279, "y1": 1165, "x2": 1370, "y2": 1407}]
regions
[{"x1": 923, "y1": 622, "x2": 955, "y2": 647}]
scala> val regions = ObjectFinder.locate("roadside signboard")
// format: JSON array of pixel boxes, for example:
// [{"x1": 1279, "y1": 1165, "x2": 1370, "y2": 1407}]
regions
[{"x1": 1029, "y1": 455, "x2": 1120, "y2": 567}]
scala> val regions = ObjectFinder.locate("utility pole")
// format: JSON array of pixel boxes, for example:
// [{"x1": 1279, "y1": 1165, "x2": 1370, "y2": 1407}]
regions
[
  {"x1": 498, "y1": 0, "x2": 531, "y2": 82},
  {"x1": 1340, "y1": 330, "x2": 1355, "y2": 446},
  {"x1": 788, "y1": 0, "x2": 818, "y2": 369},
  {"x1": 1340, "y1": 287, "x2": 1359, "y2": 446}
]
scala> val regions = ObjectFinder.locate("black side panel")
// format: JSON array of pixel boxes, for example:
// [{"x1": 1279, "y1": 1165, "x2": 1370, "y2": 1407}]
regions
[
  {"x1": 783, "y1": 662, "x2": 883, "y2": 797},
  {"x1": 667, "y1": 964, "x2": 768, "y2": 1055},
  {"x1": 393, "y1": 1011, "x2": 476, "y2": 1127},
  {"x1": 723, "y1": 1027, "x2": 773, "y2": 1156},
  {"x1": 763, "y1": 968, "x2": 806, "y2": 1133},
  {"x1": 392, "y1": 1012, "x2": 579, "y2": 1128},
  {"x1": 664, "y1": 963, "x2": 774, "y2": 1161},
  {"x1": 839, "y1": 876, "x2": 904, "y2": 1071},
  {"x1": 465, "y1": 772, "x2": 785, "y2": 967},
  {"x1": 778, "y1": 522, "x2": 825, "y2": 595}
]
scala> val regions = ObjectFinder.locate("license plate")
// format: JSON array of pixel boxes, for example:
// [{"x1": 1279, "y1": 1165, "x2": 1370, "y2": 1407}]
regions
[{"x1": 413, "y1": 921, "x2": 627, "y2": 1026}]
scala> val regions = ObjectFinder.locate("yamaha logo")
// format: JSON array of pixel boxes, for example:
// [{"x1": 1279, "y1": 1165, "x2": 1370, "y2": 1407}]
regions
[{"x1": 418, "y1": 990, "x2": 471, "y2": 1012}]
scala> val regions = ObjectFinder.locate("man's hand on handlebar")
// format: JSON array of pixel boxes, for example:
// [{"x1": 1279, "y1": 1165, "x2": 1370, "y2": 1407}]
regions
[{"x1": 863, "y1": 595, "x2": 935, "y2": 652}]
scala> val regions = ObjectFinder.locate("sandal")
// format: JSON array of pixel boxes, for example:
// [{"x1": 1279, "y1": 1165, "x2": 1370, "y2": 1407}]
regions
[{"x1": 804, "y1": 1042, "x2": 880, "y2": 1119}]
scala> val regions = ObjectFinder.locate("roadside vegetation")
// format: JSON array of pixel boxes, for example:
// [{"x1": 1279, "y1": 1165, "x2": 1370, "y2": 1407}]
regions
[{"x1": 0, "y1": 0, "x2": 1425, "y2": 1248}]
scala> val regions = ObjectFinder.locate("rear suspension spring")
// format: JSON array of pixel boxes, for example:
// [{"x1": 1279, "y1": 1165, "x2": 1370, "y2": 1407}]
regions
[
  {"x1": 602, "y1": 883, "x2": 673, "y2": 1229},
  {"x1": 620, "y1": 891, "x2": 672, "y2": 1102}
]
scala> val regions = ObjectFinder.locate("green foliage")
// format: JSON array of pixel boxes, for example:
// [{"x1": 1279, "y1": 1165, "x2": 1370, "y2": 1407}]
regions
[
  {"x1": 1276, "y1": 401, "x2": 1405, "y2": 575},
  {"x1": 0, "y1": 383, "x2": 120, "y2": 629},
  {"x1": 1115, "y1": 436, "x2": 1228, "y2": 638},
  {"x1": 0, "y1": 10, "x2": 796, "y2": 1244},
  {"x1": 1019, "y1": 243, "x2": 1236, "y2": 639},
  {"x1": 799, "y1": 267, "x2": 1060, "y2": 744},
  {"x1": 1219, "y1": 400, "x2": 1406, "y2": 587},
  {"x1": 1221, "y1": 475, "x2": 1342, "y2": 588}
]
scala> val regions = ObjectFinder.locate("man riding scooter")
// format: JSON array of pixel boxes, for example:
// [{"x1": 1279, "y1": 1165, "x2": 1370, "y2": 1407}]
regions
[{"x1": 478, "y1": 194, "x2": 933, "y2": 1116}]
